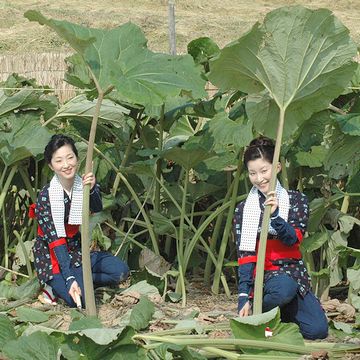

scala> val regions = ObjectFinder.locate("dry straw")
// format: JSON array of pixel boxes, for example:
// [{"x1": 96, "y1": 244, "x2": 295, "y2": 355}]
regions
[
  {"x1": 0, "y1": 52, "x2": 76, "y2": 103},
  {"x1": 0, "y1": 51, "x2": 218, "y2": 103}
]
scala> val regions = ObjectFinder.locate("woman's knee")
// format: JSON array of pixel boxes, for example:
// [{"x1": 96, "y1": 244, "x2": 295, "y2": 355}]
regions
[
  {"x1": 300, "y1": 317, "x2": 328, "y2": 340},
  {"x1": 264, "y1": 275, "x2": 298, "y2": 307},
  {"x1": 108, "y1": 257, "x2": 129, "y2": 283}
]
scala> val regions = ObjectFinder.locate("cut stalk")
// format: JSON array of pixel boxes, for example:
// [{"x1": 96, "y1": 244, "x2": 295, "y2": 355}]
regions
[
  {"x1": 253, "y1": 107, "x2": 286, "y2": 315},
  {"x1": 133, "y1": 334, "x2": 311, "y2": 354}
]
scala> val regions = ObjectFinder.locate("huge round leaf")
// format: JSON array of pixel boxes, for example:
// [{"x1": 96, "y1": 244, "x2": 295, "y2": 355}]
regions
[{"x1": 209, "y1": 6, "x2": 357, "y2": 138}]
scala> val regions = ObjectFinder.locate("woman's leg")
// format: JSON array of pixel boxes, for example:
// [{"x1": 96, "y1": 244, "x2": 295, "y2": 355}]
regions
[
  {"x1": 281, "y1": 291, "x2": 328, "y2": 340},
  {"x1": 90, "y1": 252, "x2": 129, "y2": 286},
  {"x1": 262, "y1": 274, "x2": 298, "y2": 312}
]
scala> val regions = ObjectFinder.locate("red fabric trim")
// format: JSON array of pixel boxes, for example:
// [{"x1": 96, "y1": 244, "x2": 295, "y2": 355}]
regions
[
  {"x1": 48, "y1": 238, "x2": 67, "y2": 249},
  {"x1": 65, "y1": 224, "x2": 80, "y2": 238},
  {"x1": 238, "y1": 256, "x2": 257, "y2": 265},
  {"x1": 294, "y1": 228, "x2": 303, "y2": 242},
  {"x1": 264, "y1": 238, "x2": 302, "y2": 264},
  {"x1": 28, "y1": 203, "x2": 36, "y2": 218},
  {"x1": 49, "y1": 238, "x2": 66, "y2": 274}
]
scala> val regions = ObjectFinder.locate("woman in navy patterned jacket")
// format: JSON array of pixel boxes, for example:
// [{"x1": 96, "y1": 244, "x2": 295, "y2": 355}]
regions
[
  {"x1": 233, "y1": 136, "x2": 328, "y2": 339},
  {"x1": 30, "y1": 135, "x2": 129, "y2": 307}
]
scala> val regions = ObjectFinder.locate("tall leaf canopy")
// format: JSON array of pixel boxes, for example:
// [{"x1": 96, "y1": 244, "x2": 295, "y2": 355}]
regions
[
  {"x1": 209, "y1": 6, "x2": 357, "y2": 137},
  {"x1": 25, "y1": 11, "x2": 207, "y2": 106}
]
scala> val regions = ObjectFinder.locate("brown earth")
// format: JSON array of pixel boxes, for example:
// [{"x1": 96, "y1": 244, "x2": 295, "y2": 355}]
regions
[{"x1": 0, "y1": 0, "x2": 359, "y2": 55}]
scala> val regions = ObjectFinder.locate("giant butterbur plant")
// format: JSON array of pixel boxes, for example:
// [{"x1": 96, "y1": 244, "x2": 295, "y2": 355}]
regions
[
  {"x1": 209, "y1": 6, "x2": 357, "y2": 313},
  {"x1": 25, "y1": 11, "x2": 206, "y2": 315}
]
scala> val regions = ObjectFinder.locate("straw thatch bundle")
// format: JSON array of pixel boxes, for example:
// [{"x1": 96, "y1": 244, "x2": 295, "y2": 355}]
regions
[{"x1": 0, "y1": 52, "x2": 75, "y2": 103}]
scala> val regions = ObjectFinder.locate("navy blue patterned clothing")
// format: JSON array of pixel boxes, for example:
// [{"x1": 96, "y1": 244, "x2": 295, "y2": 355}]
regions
[
  {"x1": 32, "y1": 184, "x2": 102, "y2": 285},
  {"x1": 233, "y1": 189, "x2": 311, "y2": 304}
]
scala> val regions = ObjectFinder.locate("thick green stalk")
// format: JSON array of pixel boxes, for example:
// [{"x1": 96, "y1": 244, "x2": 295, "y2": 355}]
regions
[
  {"x1": 81, "y1": 75, "x2": 108, "y2": 316},
  {"x1": 111, "y1": 124, "x2": 138, "y2": 197},
  {"x1": 0, "y1": 164, "x2": 8, "y2": 190},
  {"x1": 2, "y1": 206, "x2": 9, "y2": 268},
  {"x1": 132, "y1": 334, "x2": 311, "y2": 354},
  {"x1": 253, "y1": 107, "x2": 286, "y2": 315},
  {"x1": 176, "y1": 168, "x2": 189, "y2": 306},
  {"x1": 13, "y1": 230, "x2": 33, "y2": 278},
  {"x1": 204, "y1": 178, "x2": 234, "y2": 285},
  {"x1": 280, "y1": 156, "x2": 288, "y2": 190},
  {"x1": 212, "y1": 157, "x2": 242, "y2": 294},
  {"x1": 0, "y1": 165, "x2": 18, "y2": 210},
  {"x1": 18, "y1": 167, "x2": 37, "y2": 203},
  {"x1": 341, "y1": 195, "x2": 350, "y2": 214},
  {"x1": 74, "y1": 135, "x2": 160, "y2": 255},
  {"x1": 154, "y1": 104, "x2": 165, "y2": 213}
]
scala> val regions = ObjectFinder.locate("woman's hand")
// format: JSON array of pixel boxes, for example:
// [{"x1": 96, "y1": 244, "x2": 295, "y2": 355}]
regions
[
  {"x1": 238, "y1": 301, "x2": 251, "y2": 317},
  {"x1": 264, "y1": 191, "x2": 278, "y2": 215},
  {"x1": 82, "y1": 172, "x2": 96, "y2": 189},
  {"x1": 68, "y1": 280, "x2": 82, "y2": 304}
]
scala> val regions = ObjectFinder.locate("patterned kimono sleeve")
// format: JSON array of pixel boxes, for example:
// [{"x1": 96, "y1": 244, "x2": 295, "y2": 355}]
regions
[
  {"x1": 90, "y1": 183, "x2": 103, "y2": 213},
  {"x1": 233, "y1": 201, "x2": 256, "y2": 310},
  {"x1": 288, "y1": 191, "x2": 309, "y2": 237},
  {"x1": 35, "y1": 187, "x2": 62, "y2": 244},
  {"x1": 35, "y1": 186, "x2": 75, "y2": 285}
]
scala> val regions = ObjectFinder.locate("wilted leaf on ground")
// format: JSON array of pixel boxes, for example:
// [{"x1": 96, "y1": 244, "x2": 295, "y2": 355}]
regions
[
  {"x1": 0, "y1": 315, "x2": 16, "y2": 348},
  {"x1": 129, "y1": 296, "x2": 155, "y2": 331},
  {"x1": 16, "y1": 307, "x2": 49, "y2": 324}
]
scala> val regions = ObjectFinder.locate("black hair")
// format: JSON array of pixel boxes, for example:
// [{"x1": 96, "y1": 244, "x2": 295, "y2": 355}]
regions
[
  {"x1": 44, "y1": 134, "x2": 78, "y2": 164},
  {"x1": 243, "y1": 136, "x2": 275, "y2": 168}
]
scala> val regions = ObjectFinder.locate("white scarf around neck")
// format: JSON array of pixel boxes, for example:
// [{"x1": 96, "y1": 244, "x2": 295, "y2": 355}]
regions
[
  {"x1": 239, "y1": 180, "x2": 289, "y2": 252},
  {"x1": 48, "y1": 174, "x2": 83, "y2": 238}
]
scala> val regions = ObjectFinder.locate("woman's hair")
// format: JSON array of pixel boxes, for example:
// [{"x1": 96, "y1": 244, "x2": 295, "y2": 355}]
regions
[
  {"x1": 243, "y1": 136, "x2": 275, "y2": 168},
  {"x1": 44, "y1": 134, "x2": 78, "y2": 164}
]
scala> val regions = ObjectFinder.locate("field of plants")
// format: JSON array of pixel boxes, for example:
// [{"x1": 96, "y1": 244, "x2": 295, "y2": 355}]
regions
[{"x1": 0, "y1": 3, "x2": 360, "y2": 360}]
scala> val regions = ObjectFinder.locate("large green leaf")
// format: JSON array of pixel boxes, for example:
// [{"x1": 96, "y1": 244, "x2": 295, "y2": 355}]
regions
[
  {"x1": 334, "y1": 113, "x2": 360, "y2": 136},
  {"x1": 231, "y1": 308, "x2": 304, "y2": 355},
  {"x1": 53, "y1": 95, "x2": 130, "y2": 127},
  {"x1": 295, "y1": 145, "x2": 327, "y2": 168},
  {"x1": 16, "y1": 307, "x2": 49, "y2": 324},
  {"x1": 0, "y1": 113, "x2": 52, "y2": 166},
  {"x1": 129, "y1": 296, "x2": 155, "y2": 330},
  {"x1": 0, "y1": 74, "x2": 58, "y2": 120},
  {"x1": 324, "y1": 133, "x2": 360, "y2": 179},
  {"x1": 206, "y1": 113, "x2": 253, "y2": 153},
  {"x1": 209, "y1": 6, "x2": 357, "y2": 137},
  {"x1": 161, "y1": 143, "x2": 215, "y2": 170},
  {"x1": 0, "y1": 315, "x2": 16, "y2": 348},
  {"x1": 3, "y1": 331, "x2": 60, "y2": 360},
  {"x1": 25, "y1": 12, "x2": 207, "y2": 106}
]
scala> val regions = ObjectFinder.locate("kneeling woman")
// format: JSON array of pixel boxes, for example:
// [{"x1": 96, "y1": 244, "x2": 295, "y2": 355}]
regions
[
  {"x1": 234, "y1": 137, "x2": 328, "y2": 340},
  {"x1": 30, "y1": 134, "x2": 129, "y2": 307}
]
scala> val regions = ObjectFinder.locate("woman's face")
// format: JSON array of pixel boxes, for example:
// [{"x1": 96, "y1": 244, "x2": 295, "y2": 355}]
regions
[
  {"x1": 247, "y1": 157, "x2": 280, "y2": 195},
  {"x1": 49, "y1": 144, "x2": 78, "y2": 183}
]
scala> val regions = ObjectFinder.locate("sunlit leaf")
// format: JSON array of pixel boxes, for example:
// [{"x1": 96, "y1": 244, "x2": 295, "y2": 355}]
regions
[{"x1": 209, "y1": 6, "x2": 357, "y2": 138}]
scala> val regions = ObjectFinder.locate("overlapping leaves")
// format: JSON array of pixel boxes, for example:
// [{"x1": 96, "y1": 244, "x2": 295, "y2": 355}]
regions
[
  {"x1": 209, "y1": 6, "x2": 357, "y2": 138},
  {"x1": 25, "y1": 11, "x2": 207, "y2": 106}
]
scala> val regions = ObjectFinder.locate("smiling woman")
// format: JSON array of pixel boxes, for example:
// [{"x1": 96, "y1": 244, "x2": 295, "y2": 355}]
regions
[
  {"x1": 233, "y1": 136, "x2": 329, "y2": 340},
  {"x1": 29, "y1": 134, "x2": 129, "y2": 308}
]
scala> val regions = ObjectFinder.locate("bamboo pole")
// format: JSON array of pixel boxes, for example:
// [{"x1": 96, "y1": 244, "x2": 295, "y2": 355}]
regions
[{"x1": 168, "y1": 0, "x2": 176, "y2": 55}]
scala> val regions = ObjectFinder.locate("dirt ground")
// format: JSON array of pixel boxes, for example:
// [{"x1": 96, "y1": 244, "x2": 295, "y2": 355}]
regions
[{"x1": 0, "y1": 0, "x2": 359, "y2": 55}]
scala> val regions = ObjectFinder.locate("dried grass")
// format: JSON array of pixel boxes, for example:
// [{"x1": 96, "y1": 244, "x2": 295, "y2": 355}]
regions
[{"x1": 0, "y1": 52, "x2": 75, "y2": 103}]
